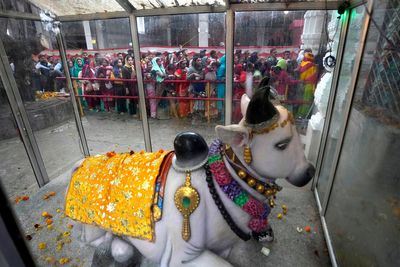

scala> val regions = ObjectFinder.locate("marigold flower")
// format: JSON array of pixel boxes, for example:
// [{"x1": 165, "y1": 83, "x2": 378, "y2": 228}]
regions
[
  {"x1": 41, "y1": 212, "x2": 52, "y2": 218},
  {"x1": 62, "y1": 231, "x2": 71, "y2": 237},
  {"x1": 59, "y1": 257, "x2": 70, "y2": 265},
  {"x1": 45, "y1": 256, "x2": 56, "y2": 264},
  {"x1": 106, "y1": 151, "x2": 116, "y2": 157},
  {"x1": 38, "y1": 242, "x2": 46, "y2": 250}
]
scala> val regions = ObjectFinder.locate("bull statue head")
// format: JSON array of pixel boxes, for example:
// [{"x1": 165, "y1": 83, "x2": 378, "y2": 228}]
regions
[{"x1": 216, "y1": 78, "x2": 315, "y2": 188}]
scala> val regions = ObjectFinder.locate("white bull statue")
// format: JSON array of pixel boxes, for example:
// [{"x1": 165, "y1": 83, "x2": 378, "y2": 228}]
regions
[{"x1": 67, "y1": 80, "x2": 315, "y2": 267}]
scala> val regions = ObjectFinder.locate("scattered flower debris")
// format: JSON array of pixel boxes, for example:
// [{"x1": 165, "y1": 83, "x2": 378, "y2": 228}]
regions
[
  {"x1": 25, "y1": 234, "x2": 32, "y2": 241},
  {"x1": 43, "y1": 191, "x2": 56, "y2": 200},
  {"x1": 304, "y1": 225, "x2": 311, "y2": 233},
  {"x1": 106, "y1": 151, "x2": 116, "y2": 157},
  {"x1": 34, "y1": 224, "x2": 42, "y2": 230},
  {"x1": 67, "y1": 224, "x2": 74, "y2": 229},
  {"x1": 261, "y1": 247, "x2": 270, "y2": 257},
  {"x1": 45, "y1": 218, "x2": 53, "y2": 225},
  {"x1": 42, "y1": 212, "x2": 53, "y2": 218},
  {"x1": 47, "y1": 224, "x2": 53, "y2": 230},
  {"x1": 15, "y1": 195, "x2": 30, "y2": 203},
  {"x1": 277, "y1": 213, "x2": 283, "y2": 219},
  {"x1": 63, "y1": 231, "x2": 71, "y2": 238},
  {"x1": 56, "y1": 209, "x2": 62, "y2": 213},
  {"x1": 56, "y1": 242, "x2": 64, "y2": 252},
  {"x1": 45, "y1": 256, "x2": 56, "y2": 264},
  {"x1": 282, "y1": 204, "x2": 288, "y2": 215},
  {"x1": 296, "y1": 227, "x2": 303, "y2": 233},
  {"x1": 38, "y1": 242, "x2": 47, "y2": 250},
  {"x1": 59, "y1": 257, "x2": 70, "y2": 265}
]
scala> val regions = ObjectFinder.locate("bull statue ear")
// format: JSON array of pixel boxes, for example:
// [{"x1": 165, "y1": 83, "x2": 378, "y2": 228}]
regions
[
  {"x1": 215, "y1": 125, "x2": 250, "y2": 147},
  {"x1": 240, "y1": 94, "x2": 251, "y2": 117}
]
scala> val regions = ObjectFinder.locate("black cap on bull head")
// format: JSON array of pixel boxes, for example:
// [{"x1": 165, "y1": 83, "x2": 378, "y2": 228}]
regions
[
  {"x1": 245, "y1": 77, "x2": 280, "y2": 129},
  {"x1": 173, "y1": 132, "x2": 209, "y2": 170}
]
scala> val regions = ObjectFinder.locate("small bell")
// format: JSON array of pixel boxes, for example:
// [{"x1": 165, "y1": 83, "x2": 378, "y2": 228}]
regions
[
  {"x1": 247, "y1": 178, "x2": 257, "y2": 187},
  {"x1": 269, "y1": 198, "x2": 275, "y2": 208},
  {"x1": 243, "y1": 145, "x2": 252, "y2": 164},
  {"x1": 256, "y1": 184, "x2": 265, "y2": 193},
  {"x1": 237, "y1": 170, "x2": 247, "y2": 179}
]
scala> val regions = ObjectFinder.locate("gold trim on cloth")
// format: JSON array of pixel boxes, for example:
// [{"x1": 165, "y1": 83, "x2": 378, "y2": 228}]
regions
[{"x1": 65, "y1": 150, "x2": 171, "y2": 242}]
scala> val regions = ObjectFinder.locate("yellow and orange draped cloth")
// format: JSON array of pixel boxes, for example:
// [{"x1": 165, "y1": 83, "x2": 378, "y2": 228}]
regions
[{"x1": 65, "y1": 150, "x2": 173, "y2": 242}]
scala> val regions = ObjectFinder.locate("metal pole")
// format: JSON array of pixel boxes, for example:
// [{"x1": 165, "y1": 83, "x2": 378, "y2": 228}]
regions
[
  {"x1": 321, "y1": 0, "x2": 374, "y2": 215},
  {"x1": 225, "y1": 9, "x2": 234, "y2": 125},
  {"x1": 0, "y1": 39, "x2": 49, "y2": 187},
  {"x1": 129, "y1": 14, "x2": 152, "y2": 152},
  {"x1": 312, "y1": 11, "x2": 351, "y2": 190},
  {"x1": 55, "y1": 25, "x2": 90, "y2": 156}
]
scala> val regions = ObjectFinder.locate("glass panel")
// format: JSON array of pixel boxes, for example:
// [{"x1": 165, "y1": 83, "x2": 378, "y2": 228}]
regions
[
  {"x1": 234, "y1": 10, "x2": 341, "y2": 165},
  {"x1": 1, "y1": 17, "x2": 83, "y2": 181},
  {"x1": 137, "y1": 13, "x2": 226, "y2": 151},
  {"x1": 0, "y1": 79, "x2": 38, "y2": 198},
  {"x1": 325, "y1": 1, "x2": 400, "y2": 265},
  {"x1": 316, "y1": 6, "x2": 366, "y2": 201},
  {"x1": 62, "y1": 18, "x2": 146, "y2": 154}
]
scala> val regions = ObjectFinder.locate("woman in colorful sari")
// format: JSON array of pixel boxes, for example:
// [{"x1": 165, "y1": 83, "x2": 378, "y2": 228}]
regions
[
  {"x1": 79, "y1": 59, "x2": 99, "y2": 111},
  {"x1": 112, "y1": 59, "x2": 127, "y2": 114},
  {"x1": 216, "y1": 55, "x2": 226, "y2": 121},
  {"x1": 174, "y1": 60, "x2": 190, "y2": 118},
  {"x1": 297, "y1": 52, "x2": 318, "y2": 118},
  {"x1": 122, "y1": 55, "x2": 138, "y2": 117},
  {"x1": 143, "y1": 61, "x2": 157, "y2": 118},
  {"x1": 151, "y1": 57, "x2": 167, "y2": 118},
  {"x1": 71, "y1": 57, "x2": 87, "y2": 109}
]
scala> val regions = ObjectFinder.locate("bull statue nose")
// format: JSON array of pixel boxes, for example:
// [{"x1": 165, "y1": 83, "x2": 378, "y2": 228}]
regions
[{"x1": 291, "y1": 164, "x2": 315, "y2": 187}]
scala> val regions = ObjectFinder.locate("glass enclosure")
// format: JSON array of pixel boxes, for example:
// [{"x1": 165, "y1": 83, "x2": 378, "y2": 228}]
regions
[
  {"x1": 137, "y1": 13, "x2": 226, "y2": 151},
  {"x1": 62, "y1": 18, "x2": 146, "y2": 154},
  {"x1": 1, "y1": 0, "x2": 399, "y2": 266},
  {"x1": 316, "y1": 6, "x2": 367, "y2": 201},
  {"x1": 324, "y1": 1, "x2": 400, "y2": 265}
]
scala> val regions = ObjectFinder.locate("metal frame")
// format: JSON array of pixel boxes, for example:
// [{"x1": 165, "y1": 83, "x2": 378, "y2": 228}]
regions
[
  {"x1": 312, "y1": 7, "x2": 351, "y2": 190},
  {"x1": 225, "y1": 9, "x2": 234, "y2": 125},
  {"x1": 320, "y1": 0, "x2": 373, "y2": 215},
  {"x1": 0, "y1": 39, "x2": 49, "y2": 187},
  {"x1": 0, "y1": 10, "x2": 41, "y2": 20},
  {"x1": 55, "y1": 25, "x2": 90, "y2": 157},
  {"x1": 129, "y1": 14, "x2": 152, "y2": 152},
  {"x1": 54, "y1": 2, "x2": 342, "y2": 21}
]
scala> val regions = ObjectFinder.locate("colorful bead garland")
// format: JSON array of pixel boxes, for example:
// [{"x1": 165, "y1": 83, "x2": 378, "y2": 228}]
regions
[{"x1": 208, "y1": 139, "x2": 271, "y2": 234}]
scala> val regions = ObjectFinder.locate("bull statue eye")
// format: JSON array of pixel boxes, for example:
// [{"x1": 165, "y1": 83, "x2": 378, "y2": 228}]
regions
[{"x1": 275, "y1": 138, "x2": 291, "y2": 151}]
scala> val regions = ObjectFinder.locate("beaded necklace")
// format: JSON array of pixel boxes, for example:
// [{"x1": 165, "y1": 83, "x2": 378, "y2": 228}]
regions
[{"x1": 208, "y1": 139, "x2": 272, "y2": 236}]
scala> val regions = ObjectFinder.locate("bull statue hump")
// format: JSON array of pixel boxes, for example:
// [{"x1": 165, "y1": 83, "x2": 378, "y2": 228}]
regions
[{"x1": 67, "y1": 77, "x2": 315, "y2": 266}]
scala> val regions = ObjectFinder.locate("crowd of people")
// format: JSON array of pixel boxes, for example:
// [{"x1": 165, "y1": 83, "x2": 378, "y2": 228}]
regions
[{"x1": 32, "y1": 47, "x2": 319, "y2": 123}]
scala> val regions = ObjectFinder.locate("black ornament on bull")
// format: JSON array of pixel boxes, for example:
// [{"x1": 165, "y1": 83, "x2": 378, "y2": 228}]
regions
[{"x1": 173, "y1": 132, "x2": 209, "y2": 170}]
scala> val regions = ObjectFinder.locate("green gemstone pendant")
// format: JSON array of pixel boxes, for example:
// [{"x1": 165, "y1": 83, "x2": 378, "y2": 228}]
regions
[{"x1": 174, "y1": 171, "x2": 200, "y2": 241}]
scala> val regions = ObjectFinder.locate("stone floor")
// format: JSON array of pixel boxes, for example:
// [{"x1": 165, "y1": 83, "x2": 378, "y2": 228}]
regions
[{"x1": 2, "y1": 111, "x2": 331, "y2": 267}]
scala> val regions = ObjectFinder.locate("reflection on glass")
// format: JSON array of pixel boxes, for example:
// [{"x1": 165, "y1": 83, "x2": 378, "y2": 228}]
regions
[
  {"x1": 316, "y1": 6, "x2": 366, "y2": 201},
  {"x1": 137, "y1": 14, "x2": 226, "y2": 151},
  {"x1": 62, "y1": 18, "x2": 146, "y2": 154},
  {"x1": 0, "y1": 85, "x2": 38, "y2": 199},
  {"x1": 1, "y1": 18, "x2": 83, "y2": 182},
  {"x1": 234, "y1": 10, "x2": 341, "y2": 166},
  {"x1": 325, "y1": 1, "x2": 400, "y2": 265}
]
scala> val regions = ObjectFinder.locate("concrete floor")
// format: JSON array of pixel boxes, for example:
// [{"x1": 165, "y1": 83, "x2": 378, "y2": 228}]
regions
[{"x1": 2, "y1": 111, "x2": 331, "y2": 267}]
